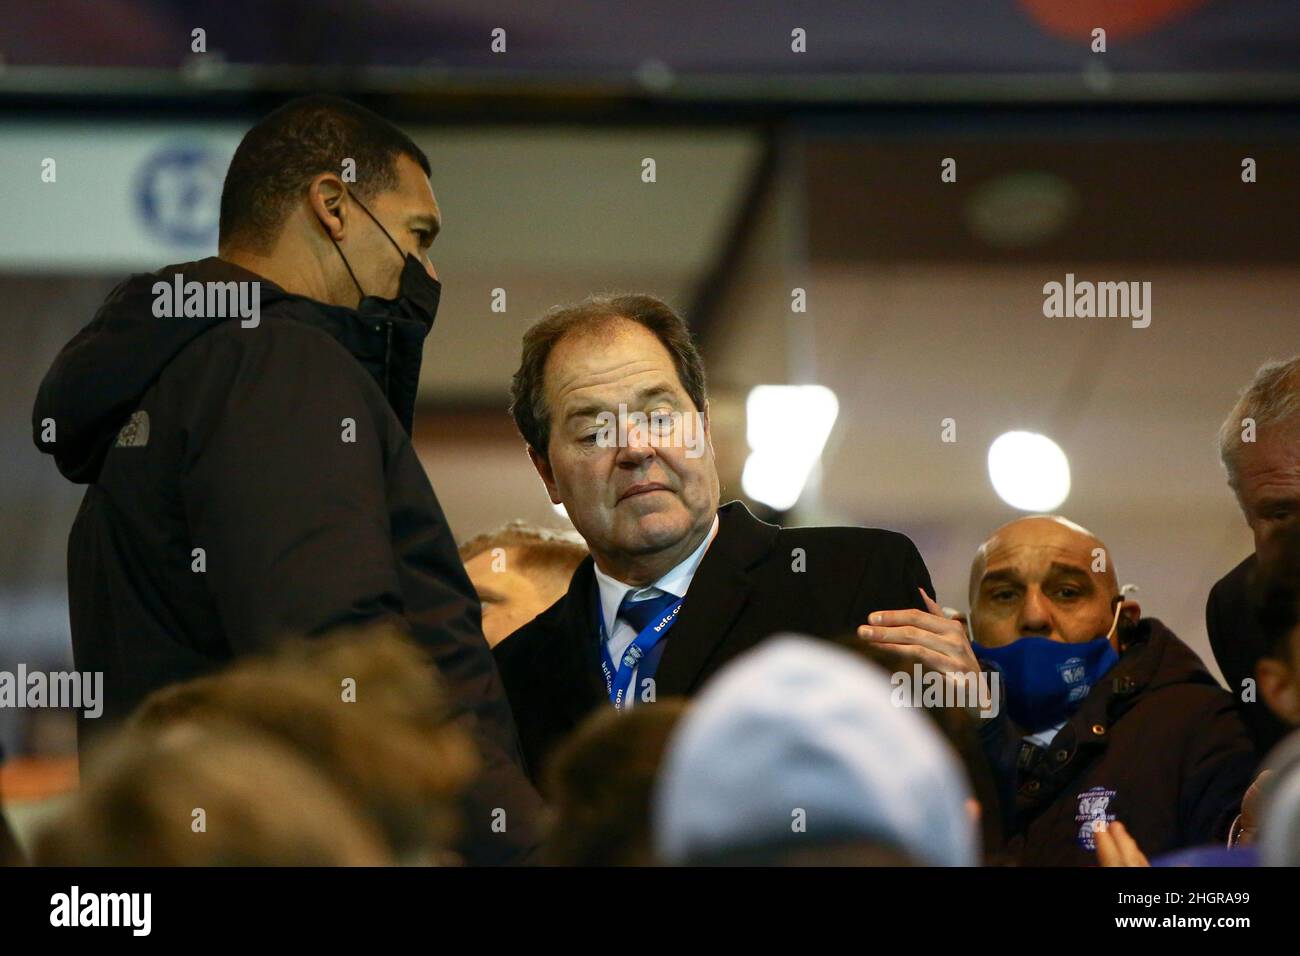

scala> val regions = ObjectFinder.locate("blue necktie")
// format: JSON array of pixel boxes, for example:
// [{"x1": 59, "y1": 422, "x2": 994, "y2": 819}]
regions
[
  {"x1": 617, "y1": 590, "x2": 681, "y2": 632},
  {"x1": 615, "y1": 590, "x2": 681, "y2": 694}
]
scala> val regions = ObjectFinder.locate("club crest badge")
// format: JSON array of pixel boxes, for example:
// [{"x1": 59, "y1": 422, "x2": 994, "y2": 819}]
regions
[{"x1": 1075, "y1": 785, "x2": 1117, "y2": 850}]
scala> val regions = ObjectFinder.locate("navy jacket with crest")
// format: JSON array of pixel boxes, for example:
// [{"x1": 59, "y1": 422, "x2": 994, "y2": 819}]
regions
[{"x1": 1003, "y1": 618, "x2": 1256, "y2": 866}]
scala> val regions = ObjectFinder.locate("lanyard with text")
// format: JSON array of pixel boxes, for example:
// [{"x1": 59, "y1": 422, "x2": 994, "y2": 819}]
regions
[{"x1": 598, "y1": 597, "x2": 684, "y2": 710}]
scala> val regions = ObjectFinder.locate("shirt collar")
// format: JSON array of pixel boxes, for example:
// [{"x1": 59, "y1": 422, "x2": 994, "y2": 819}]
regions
[
  {"x1": 593, "y1": 514, "x2": 719, "y2": 640},
  {"x1": 1024, "y1": 720, "x2": 1067, "y2": 750}
]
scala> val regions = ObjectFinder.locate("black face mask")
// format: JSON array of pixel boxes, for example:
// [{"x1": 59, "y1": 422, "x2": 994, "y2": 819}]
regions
[{"x1": 329, "y1": 191, "x2": 441, "y2": 330}]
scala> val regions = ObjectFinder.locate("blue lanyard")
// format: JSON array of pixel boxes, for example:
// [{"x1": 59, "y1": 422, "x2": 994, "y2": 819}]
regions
[{"x1": 598, "y1": 596, "x2": 684, "y2": 709}]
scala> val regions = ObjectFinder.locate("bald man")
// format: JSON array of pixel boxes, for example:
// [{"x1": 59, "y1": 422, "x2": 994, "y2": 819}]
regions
[{"x1": 864, "y1": 516, "x2": 1256, "y2": 866}]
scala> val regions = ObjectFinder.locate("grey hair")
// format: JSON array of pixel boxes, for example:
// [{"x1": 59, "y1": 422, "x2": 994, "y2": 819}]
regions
[{"x1": 1218, "y1": 355, "x2": 1300, "y2": 493}]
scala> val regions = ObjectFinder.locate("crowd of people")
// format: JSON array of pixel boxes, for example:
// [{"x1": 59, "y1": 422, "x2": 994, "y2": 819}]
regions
[{"x1": 6, "y1": 96, "x2": 1300, "y2": 867}]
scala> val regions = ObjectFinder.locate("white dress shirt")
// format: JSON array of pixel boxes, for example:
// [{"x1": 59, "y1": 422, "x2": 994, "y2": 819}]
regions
[
  {"x1": 592, "y1": 515, "x2": 719, "y2": 709},
  {"x1": 1024, "y1": 721, "x2": 1067, "y2": 750}
]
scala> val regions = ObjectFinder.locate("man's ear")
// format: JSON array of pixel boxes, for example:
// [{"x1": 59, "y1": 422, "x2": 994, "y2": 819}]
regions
[
  {"x1": 308, "y1": 173, "x2": 348, "y2": 241},
  {"x1": 1110, "y1": 599, "x2": 1142, "y2": 651},
  {"x1": 528, "y1": 444, "x2": 562, "y2": 505},
  {"x1": 1257, "y1": 657, "x2": 1300, "y2": 726},
  {"x1": 1119, "y1": 600, "x2": 1141, "y2": 626}
]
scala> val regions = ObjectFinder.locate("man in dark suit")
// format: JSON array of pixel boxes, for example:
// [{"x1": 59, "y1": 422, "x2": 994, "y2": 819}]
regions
[
  {"x1": 1209, "y1": 354, "x2": 1300, "y2": 758},
  {"x1": 494, "y1": 293, "x2": 933, "y2": 783}
]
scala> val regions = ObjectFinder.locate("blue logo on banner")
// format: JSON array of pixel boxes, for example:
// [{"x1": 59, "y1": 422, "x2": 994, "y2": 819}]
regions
[{"x1": 134, "y1": 142, "x2": 227, "y2": 246}]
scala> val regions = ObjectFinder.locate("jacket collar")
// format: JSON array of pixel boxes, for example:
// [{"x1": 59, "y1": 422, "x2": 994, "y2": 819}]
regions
[
  {"x1": 229, "y1": 258, "x2": 431, "y2": 435},
  {"x1": 534, "y1": 557, "x2": 607, "y2": 723},
  {"x1": 653, "y1": 500, "x2": 779, "y2": 696},
  {"x1": 266, "y1": 291, "x2": 431, "y2": 435},
  {"x1": 1015, "y1": 618, "x2": 1217, "y2": 808}
]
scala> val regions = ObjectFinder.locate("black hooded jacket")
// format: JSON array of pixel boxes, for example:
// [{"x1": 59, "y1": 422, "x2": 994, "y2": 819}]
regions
[
  {"x1": 1000, "y1": 619, "x2": 1256, "y2": 866},
  {"x1": 32, "y1": 256, "x2": 540, "y2": 863}
]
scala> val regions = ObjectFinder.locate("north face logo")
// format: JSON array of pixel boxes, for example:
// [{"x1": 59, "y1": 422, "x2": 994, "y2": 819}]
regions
[{"x1": 115, "y1": 410, "x2": 150, "y2": 448}]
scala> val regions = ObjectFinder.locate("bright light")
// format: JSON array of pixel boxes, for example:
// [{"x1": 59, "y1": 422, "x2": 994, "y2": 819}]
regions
[
  {"x1": 741, "y1": 385, "x2": 839, "y2": 511},
  {"x1": 987, "y1": 431, "x2": 1071, "y2": 511},
  {"x1": 551, "y1": 500, "x2": 572, "y2": 522}
]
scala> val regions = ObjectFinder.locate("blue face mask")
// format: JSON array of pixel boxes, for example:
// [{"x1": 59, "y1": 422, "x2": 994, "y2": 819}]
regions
[{"x1": 972, "y1": 635, "x2": 1120, "y2": 732}]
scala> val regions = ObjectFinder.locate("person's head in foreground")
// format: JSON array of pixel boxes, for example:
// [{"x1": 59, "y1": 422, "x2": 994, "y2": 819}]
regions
[
  {"x1": 1258, "y1": 730, "x2": 1300, "y2": 867},
  {"x1": 542, "y1": 699, "x2": 690, "y2": 866},
  {"x1": 510, "y1": 294, "x2": 719, "y2": 586},
  {"x1": 651, "y1": 635, "x2": 978, "y2": 866},
  {"x1": 459, "y1": 521, "x2": 588, "y2": 646},
  {"x1": 831, "y1": 634, "x2": 1005, "y2": 856},
  {"x1": 130, "y1": 624, "x2": 478, "y2": 864},
  {"x1": 35, "y1": 722, "x2": 392, "y2": 866},
  {"x1": 1218, "y1": 355, "x2": 1300, "y2": 557},
  {"x1": 966, "y1": 515, "x2": 1138, "y2": 733},
  {"x1": 1252, "y1": 522, "x2": 1300, "y2": 727}
]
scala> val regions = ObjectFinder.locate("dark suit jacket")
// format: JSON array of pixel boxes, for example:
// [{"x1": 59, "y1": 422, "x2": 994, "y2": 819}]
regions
[
  {"x1": 493, "y1": 500, "x2": 935, "y2": 784},
  {"x1": 1206, "y1": 553, "x2": 1291, "y2": 758}
]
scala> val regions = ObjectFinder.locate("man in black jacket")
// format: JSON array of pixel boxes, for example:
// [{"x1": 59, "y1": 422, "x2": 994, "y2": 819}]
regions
[
  {"x1": 1208, "y1": 355, "x2": 1300, "y2": 758},
  {"x1": 876, "y1": 514, "x2": 1256, "y2": 865},
  {"x1": 31, "y1": 96, "x2": 540, "y2": 863},
  {"x1": 494, "y1": 293, "x2": 935, "y2": 784}
]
